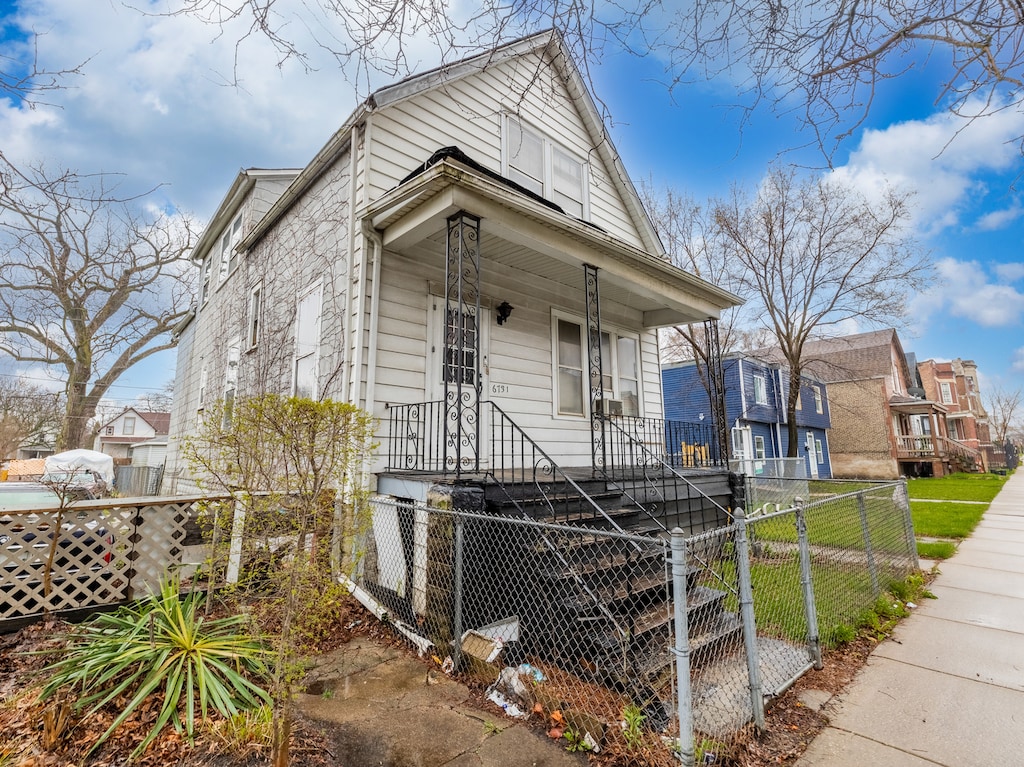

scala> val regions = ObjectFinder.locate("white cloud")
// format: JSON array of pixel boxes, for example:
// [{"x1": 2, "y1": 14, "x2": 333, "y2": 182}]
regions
[
  {"x1": 1013, "y1": 347, "x2": 1024, "y2": 372},
  {"x1": 910, "y1": 257, "x2": 1024, "y2": 328},
  {"x1": 830, "y1": 99, "x2": 1024, "y2": 236},
  {"x1": 995, "y1": 262, "x2": 1024, "y2": 283}
]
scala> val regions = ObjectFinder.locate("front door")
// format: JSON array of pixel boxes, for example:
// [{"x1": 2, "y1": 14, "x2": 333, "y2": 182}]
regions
[{"x1": 428, "y1": 295, "x2": 490, "y2": 470}]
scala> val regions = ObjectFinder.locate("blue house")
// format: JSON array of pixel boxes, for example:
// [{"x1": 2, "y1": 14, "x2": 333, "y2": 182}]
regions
[{"x1": 662, "y1": 356, "x2": 833, "y2": 479}]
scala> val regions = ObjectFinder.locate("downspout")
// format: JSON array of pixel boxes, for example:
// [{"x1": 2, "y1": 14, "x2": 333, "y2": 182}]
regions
[
  {"x1": 342, "y1": 123, "x2": 361, "y2": 403},
  {"x1": 363, "y1": 220, "x2": 384, "y2": 416},
  {"x1": 775, "y1": 367, "x2": 785, "y2": 460},
  {"x1": 350, "y1": 115, "x2": 374, "y2": 410}
]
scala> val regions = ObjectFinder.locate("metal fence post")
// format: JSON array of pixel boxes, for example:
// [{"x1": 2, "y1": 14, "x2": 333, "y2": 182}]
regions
[
  {"x1": 453, "y1": 513, "x2": 465, "y2": 668},
  {"x1": 732, "y1": 506, "x2": 765, "y2": 730},
  {"x1": 794, "y1": 499, "x2": 822, "y2": 670},
  {"x1": 857, "y1": 492, "x2": 880, "y2": 597},
  {"x1": 899, "y1": 478, "x2": 920, "y2": 569},
  {"x1": 670, "y1": 528, "x2": 695, "y2": 767}
]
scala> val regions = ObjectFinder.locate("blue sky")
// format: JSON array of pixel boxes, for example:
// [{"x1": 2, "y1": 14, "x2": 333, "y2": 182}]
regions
[{"x1": 1, "y1": 1, "x2": 1022, "y2": 409}]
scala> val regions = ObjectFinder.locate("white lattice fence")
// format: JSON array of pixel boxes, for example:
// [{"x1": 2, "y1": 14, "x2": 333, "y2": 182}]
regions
[{"x1": 0, "y1": 495, "x2": 225, "y2": 625}]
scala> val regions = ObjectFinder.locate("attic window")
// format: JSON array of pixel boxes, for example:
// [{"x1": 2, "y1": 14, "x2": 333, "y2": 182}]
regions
[{"x1": 504, "y1": 115, "x2": 589, "y2": 219}]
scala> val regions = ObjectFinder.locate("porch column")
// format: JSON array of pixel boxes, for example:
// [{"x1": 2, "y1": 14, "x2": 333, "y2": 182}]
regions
[
  {"x1": 444, "y1": 211, "x2": 482, "y2": 475},
  {"x1": 702, "y1": 318, "x2": 729, "y2": 462},
  {"x1": 584, "y1": 263, "x2": 606, "y2": 474}
]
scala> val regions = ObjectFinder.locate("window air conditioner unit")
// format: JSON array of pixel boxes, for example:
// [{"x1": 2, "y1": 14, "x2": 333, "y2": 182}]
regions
[{"x1": 596, "y1": 398, "x2": 623, "y2": 416}]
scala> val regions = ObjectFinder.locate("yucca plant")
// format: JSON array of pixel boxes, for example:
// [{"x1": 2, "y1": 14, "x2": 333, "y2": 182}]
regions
[{"x1": 40, "y1": 580, "x2": 271, "y2": 760}]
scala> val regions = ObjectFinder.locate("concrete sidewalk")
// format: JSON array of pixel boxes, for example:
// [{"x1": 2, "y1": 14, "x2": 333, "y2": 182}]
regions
[{"x1": 797, "y1": 470, "x2": 1024, "y2": 766}]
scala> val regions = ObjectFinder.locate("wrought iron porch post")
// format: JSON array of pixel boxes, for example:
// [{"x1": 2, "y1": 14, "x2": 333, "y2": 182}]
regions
[
  {"x1": 584, "y1": 263, "x2": 606, "y2": 476},
  {"x1": 702, "y1": 318, "x2": 729, "y2": 462},
  {"x1": 444, "y1": 212, "x2": 482, "y2": 475}
]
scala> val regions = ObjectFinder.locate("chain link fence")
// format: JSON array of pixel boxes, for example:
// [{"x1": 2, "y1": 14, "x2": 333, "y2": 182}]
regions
[{"x1": 346, "y1": 478, "x2": 918, "y2": 765}]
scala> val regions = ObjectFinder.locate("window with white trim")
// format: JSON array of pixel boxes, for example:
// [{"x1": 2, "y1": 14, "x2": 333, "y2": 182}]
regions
[
  {"x1": 123, "y1": 416, "x2": 136, "y2": 436},
  {"x1": 553, "y1": 316, "x2": 641, "y2": 417},
  {"x1": 815, "y1": 439, "x2": 824, "y2": 464},
  {"x1": 217, "y1": 214, "x2": 243, "y2": 282},
  {"x1": 940, "y1": 381, "x2": 954, "y2": 404},
  {"x1": 223, "y1": 337, "x2": 240, "y2": 427},
  {"x1": 752, "y1": 374, "x2": 767, "y2": 405},
  {"x1": 294, "y1": 285, "x2": 322, "y2": 399},
  {"x1": 247, "y1": 284, "x2": 262, "y2": 349},
  {"x1": 198, "y1": 367, "x2": 208, "y2": 410},
  {"x1": 754, "y1": 435, "x2": 766, "y2": 460},
  {"x1": 199, "y1": 257, "x2": 213, "y2": 304},
  {"x1": 504, "y1": 115, "x2": 589, "y2": 219},
  {"x1": 813, "y1": 385, "x2": 823, "y2": 414}
]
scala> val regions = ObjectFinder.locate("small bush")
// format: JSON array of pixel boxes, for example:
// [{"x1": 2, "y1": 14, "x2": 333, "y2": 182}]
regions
[{"x1": 40, "y1": 581, "x2": 270, "y2": 759}]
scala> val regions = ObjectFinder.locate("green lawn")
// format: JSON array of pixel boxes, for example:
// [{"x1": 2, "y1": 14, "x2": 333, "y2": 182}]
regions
[
  {"x1": 906, "y1": 473, "x2": 1007, "y2": 502},
  {"x1": 911, "y1": 501, "x2": 987, "y2": 539}
]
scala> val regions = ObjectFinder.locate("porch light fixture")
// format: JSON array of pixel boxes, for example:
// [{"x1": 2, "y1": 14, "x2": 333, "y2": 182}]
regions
[{"x1": 496, "y1": 301, "x2": 514, "y2": 325}]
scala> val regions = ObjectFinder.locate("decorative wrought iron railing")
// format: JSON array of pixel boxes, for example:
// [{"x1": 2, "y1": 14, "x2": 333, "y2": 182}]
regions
[
  {"x1": 385, "y1": 400, "x2": 448, "y2": 472},
  {"x1": 600, "y1": 414, "x2": 733, "y2": 532}
]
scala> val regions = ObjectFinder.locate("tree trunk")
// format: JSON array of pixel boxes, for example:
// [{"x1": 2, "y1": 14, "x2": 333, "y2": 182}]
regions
[{"x1": 786, "y1": 366, "x2": 802, "y2": 459}]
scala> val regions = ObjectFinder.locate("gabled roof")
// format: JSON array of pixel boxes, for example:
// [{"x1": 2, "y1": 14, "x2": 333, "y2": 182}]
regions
[
  {"x1": 799, "y1": 329, "x2": 911, "y2": 384},
  {"x1": 97, "y1": 409, "x2": 171, "y2": 436},
  {"x1": 239, "y1": 29, "x2": 666, "y2": 257}
]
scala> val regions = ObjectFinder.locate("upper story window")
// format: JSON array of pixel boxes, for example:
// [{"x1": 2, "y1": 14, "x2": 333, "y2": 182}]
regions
[
  {"x1": 199, "y1": 257, "x2": 213, "y2": 304},
  {"x1": 940, "y1": 381, "x2": 954, "y2": 404},
  {"x1": 504, "y1": 115, "x2": 589, "y2": 220},
  {"x1": 813, "y1": 385, "x2": 823, "y2": 414},
  {"x1": 247, "y1": 284, "x2": 262, "y2": 349},
  {"x1": 123, "y1": 416, "x2": 136, "y2": 436},
  {"x1": 752, "y1": 374, "x2": 767, "y2": 405},
  {"x1": 217, "y1": 214, "x2": 243, "y2": 283}
]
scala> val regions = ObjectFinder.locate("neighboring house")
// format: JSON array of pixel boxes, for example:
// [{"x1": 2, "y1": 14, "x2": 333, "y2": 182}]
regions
[
  {"x1": 914, "y1": 357, "x2": 992, "y2": 471},
  {"x1": 663, "y1": 356, "x2": 833, "y2": 480},
  {"x1": 94, "y1": 409, "x2": 171, "y2": 461},
  {"x1": 799, "y1": 330, "x2": 972, "y2": 479},
  {"x1": 165, "y1": 30, "x2": 740, "y2": 492}
]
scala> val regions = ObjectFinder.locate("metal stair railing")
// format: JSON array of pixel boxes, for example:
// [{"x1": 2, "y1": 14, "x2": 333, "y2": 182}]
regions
[{"x1": 600, "y1": 414, "x2": 733, "y2": 533}]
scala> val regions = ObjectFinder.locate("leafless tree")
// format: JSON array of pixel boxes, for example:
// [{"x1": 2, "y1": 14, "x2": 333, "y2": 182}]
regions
[
  {"x1": 0, "y1": 379, "x2": 62, "y2": 460},
  {"x1": 0, "y1": 152, "x2": 197, "y2": 451},
  {"x1": 714, "y1": 166, "x2": 929, "y2": 456},
  {"x1": 172, "y1": 1, "x2": 1024, "y2": 152},
  {"x1": 1, "y1": 28, "x2": 85, "y2": 105},
  {"x1": 987, "y1": 384, "x2": 1022, "y2": 445}
]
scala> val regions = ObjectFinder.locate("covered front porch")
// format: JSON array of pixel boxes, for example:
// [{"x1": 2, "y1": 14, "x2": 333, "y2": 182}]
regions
[
  {"x1": 363, "y1": 150, "x2": 741, "y2": 531},
  {"x1": 891, "y1": 397, "x2": 981, "y2": 476}
]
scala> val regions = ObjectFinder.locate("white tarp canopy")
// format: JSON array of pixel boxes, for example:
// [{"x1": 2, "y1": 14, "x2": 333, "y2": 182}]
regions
[{"x1": 44, "y1": 449, "x2": 115, "y2": 484}]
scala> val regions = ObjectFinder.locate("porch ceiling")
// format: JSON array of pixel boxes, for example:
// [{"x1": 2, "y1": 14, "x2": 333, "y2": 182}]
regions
[{"x1": 363, "y1": 158, "x2": 741, "y2": 328}]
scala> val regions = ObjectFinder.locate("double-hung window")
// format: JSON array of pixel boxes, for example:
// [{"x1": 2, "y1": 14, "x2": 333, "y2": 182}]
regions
[
  {"x1": 247, "y1": 284, "x2": 262, "y2": 349},
  {"x1": 217, "y1": 214, "x2": 243, "y2": 283},
  {"x1": 754, "y1": 435, "x2": 766, "y2": 460},
  {"x1": 123, "y1": 416, "x2": 136, "y2": 436},
  {"x1": 752, "y1": 375, "x2": 767, "y2": 405},
  {"x1": 940, "y1": 382, "x2": 954, "y2": 404},
  {"x1": 554, "y1": 315, "x2": 640, "y2": 417},
  {"x1": 505, "y1": 116, "x2": 589, "y2": 219},
  {"x1": 294, "y1": 284, "x2": 322, "y2": 398},
  {"x1": 813, "y1": 385, "x2": 823, "y2": 414}
]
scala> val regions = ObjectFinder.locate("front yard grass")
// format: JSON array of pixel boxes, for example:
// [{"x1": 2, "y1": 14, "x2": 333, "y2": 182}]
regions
[
  {"x1": 910, "y1": 500, "x2": 987, "y2": 539},
  {"x1": 906, "y1": 473, "x2": 1007, "y2": 502}
]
